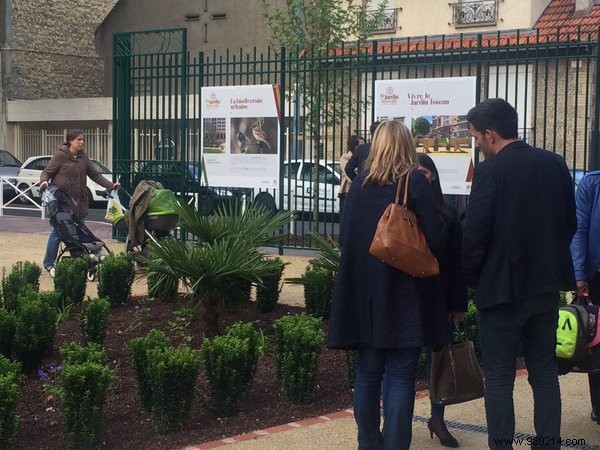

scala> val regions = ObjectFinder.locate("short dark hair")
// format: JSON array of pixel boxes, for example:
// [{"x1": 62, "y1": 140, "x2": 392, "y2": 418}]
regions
[
  {"x1": 466, "y1": 98, "x2": 519, "y2": 139},
  {"x1": 370, "y1": 121, "x2": 382, "y2": 137}
]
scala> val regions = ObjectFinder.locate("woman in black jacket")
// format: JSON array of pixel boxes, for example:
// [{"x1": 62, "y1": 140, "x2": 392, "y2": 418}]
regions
[
  {"x1": 417, "y1": 152, "x2": 468, "y2": 447},
  {"x1": 327, "y1": 121, "x2": 448, "y2": 450}
]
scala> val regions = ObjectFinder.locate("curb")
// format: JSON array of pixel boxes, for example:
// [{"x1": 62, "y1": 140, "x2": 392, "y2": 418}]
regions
[{"x1": 183, "y1": 370, "x2": 528, "y2": 449}]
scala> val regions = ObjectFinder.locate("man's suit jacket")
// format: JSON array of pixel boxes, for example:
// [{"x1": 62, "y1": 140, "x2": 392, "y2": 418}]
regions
[
  {"x1": 344, "y1": 143, "x2": 371, "y2": 180},
  {"x1": 463, "y1": 141, "x2": 577, "y2": 309}
]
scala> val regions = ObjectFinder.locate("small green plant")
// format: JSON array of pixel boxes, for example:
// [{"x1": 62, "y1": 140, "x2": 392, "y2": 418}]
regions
[
  {"x1": 0, "y1": 355, "x2": 21, "y2": 450},
  {"x1": 147, "y1": 270, "x2": 179, "y2": 302},
  {"x1": 201, "y1": 334, "x2": 252, "y2": 417},
  {"x1": 0, "y1": 310, "x2": 17, "y2": 358},
  {"x1": 54, "y1": 257, "x2": 88, "y2": 305},
  {"x1": 256, "y1": 257, "x2": 286, "y2": 313},
  {"x1": 167, "y1": 306, "x2": 196, "y2": 345},
  {"x1": 14, "y1": 295, "x2": 57, "y2": 372},
  {"x1": 98, "y1": 253, "x2": 135, "y2": 306},
  {"x1": 225, "y1": 322, "x2": 265, "y2": 386},
  {"x1": 37, "y1": 361, "x2": 63, "y2": 403},
  {"x1": 58, "y1": 342, "x2": 114, "y2": 449},
  {"x1": 147, "y1": 345, "x2": 201, "y2": 434},
  {"x1": 1, "y1": 261, "x2": 42, "y2": 312},
  {"x1": 462, "y1": 292, "x2": 480, "y2": 359},
  {"x1": 274, "y1": 314, "x2": 325, "y2": 404},
  {"x1": 128, "y1": 330, "x2": 170, "y2": 412},
  {"x1": 81, "y1": 298, "x2": 111, "y2": 345},
  {"x1": 300, "y1": 264, "x2": 335, "y2": 319},
  {"x1": 125, "y1": 301, "x2": 149, "y2": 334}
]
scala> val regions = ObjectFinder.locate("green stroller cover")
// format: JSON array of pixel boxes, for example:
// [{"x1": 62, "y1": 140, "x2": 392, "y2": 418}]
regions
[{"x1": 147, "y1": 189, "x2": 177, "y2": 216}]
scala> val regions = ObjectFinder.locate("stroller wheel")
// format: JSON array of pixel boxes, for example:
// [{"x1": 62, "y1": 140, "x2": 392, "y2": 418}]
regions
[{"x1": 87, "y1": 269, "x2": 96, "y2": 282}]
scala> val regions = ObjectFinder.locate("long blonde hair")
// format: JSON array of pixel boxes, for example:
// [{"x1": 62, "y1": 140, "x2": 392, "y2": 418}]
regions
[{"x1": 363, "y1": 120, "x2": 418, "y2": 186}]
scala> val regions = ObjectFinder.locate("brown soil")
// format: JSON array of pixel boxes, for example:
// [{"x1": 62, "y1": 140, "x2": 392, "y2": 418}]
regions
[{"x1": 13, "y1": 296, "x2": 357, "y2": 450}]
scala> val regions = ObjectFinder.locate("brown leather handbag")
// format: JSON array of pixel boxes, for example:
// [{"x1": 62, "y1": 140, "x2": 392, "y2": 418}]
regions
[{"x1": 368, "y1": 171, "x2": 440, "y2": 278}]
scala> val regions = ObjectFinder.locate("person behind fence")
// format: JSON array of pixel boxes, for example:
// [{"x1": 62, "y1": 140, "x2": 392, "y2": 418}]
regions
[
  {"x1": 570, "y1": 170, "x2": 600, "y2": 424},
  {"x1": 327, "y1": 120, "x2": 447, "y2": 450},
  {"x1": 345, "y1": 122, "x2": 381, "y2": 181},
  {"x1": 462, "y1": 98, "x2": 576, "y2": 449},
  {"x1": 39, "y1": 129, "x2": 120, "y2": 276},
  {"x1": 416, "y1": 152, "x2": 467, "y2": 448},
  {"x1": 338, "y1": 135, "x2": 362, "y2": 213}
]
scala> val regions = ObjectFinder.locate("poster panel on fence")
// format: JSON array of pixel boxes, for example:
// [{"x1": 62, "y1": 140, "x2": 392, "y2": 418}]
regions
[
  {"x1": 374, "y1": 77, "x2": 476, "y2": 195},
  {"x1": 201, "y1": 84, "x2": 280, "y2": 190}
]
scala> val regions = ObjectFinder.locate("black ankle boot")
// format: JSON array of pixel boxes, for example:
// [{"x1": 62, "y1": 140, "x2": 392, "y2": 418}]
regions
[{"x1": 428, "y1": 417, "x2": 459, "y2": 448}]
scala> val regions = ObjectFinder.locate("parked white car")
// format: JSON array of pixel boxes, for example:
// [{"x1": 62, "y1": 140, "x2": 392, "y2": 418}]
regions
[
  {"x1": 282, "y1": 159, "x2": 341, "y2": 214},
  {"x1": 14, "y1": 156, "x2": 113, "y2": 204}
]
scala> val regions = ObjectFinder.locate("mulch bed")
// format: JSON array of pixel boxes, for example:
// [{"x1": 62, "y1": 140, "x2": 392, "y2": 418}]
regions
[{"x1": 13, "y1": 296, "x2": 360, "y2": 450}]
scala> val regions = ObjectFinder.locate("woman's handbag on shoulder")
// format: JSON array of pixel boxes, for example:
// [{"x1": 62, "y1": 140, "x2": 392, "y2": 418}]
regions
[
  {"x1": 368, "y1": 171, "x2": 440, "y2": 278},
  {"x1": 430, "y1": 325, "x2": 485, "y2": 405}
]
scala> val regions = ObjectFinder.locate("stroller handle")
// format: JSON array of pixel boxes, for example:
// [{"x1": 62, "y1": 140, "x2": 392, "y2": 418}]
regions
[{"x1": 100, "y1": 188, "x2": 132, "y2": 199}]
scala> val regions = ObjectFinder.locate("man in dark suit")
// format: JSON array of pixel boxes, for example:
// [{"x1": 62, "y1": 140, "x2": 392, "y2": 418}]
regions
[
  {"x1": 344, "y1": 121, "x2": 381, "y2": 181},
  {"x1": 463, "y1": 99, "x2": 576, "y2": 449}
]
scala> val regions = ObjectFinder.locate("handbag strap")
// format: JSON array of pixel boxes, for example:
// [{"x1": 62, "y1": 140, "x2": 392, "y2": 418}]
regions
[{"x1": 395, "y1": 170, "x2": 411, "y2": 207}]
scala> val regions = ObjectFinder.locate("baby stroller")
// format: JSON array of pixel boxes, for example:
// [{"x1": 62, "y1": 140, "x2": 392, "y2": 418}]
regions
[
  {"x1": 42, "y1": 185, "x2": 111, "y2": 281},
  {"x1": 109, "y1": 180, "x2": 179, "y2": 261}
]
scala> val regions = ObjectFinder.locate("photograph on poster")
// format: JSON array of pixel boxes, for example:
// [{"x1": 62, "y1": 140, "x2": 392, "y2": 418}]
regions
[
  {"x1": 230, "y1": 117, "x2": 278, "y2": 155},
  {"x1": 203, "y1": 118, "x2": 227, "y2": 154}
]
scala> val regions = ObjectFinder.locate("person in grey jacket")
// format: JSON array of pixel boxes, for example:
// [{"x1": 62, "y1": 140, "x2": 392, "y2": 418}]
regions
[
  {"x1": 570, "y1": 170, "x2": 600, "y2": 423},
  {"x1": 39, "y1": 129, "x2": 120, "y2": 274},
  {"x1": 328, "y1": 120, "x2": 447, "y2": 450}
]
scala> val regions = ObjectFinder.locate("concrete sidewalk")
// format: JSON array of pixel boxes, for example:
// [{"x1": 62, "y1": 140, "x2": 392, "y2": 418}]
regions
[{"x1": 1, "y1": 216, "x2": 599, "y2": 449}]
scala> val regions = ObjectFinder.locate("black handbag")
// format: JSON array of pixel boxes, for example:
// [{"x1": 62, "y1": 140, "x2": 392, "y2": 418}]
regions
[{"x1": 429, "y1": 325, "x2": 485, "y2": 405}]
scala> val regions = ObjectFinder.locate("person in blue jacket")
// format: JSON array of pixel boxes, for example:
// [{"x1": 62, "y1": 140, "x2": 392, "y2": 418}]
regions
[{"x1": 570, "y1": 170, "x2": 600, "y2": 423}]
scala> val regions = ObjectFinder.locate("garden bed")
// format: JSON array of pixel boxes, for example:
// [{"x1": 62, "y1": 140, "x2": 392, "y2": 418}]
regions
[{"x1": 14, "y1": 296, "x2": 356, "y2": 450}]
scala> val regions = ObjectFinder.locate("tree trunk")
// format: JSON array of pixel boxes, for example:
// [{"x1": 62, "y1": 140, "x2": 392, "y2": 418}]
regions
[{"x1": 200, "y1": 294, "x2": 224, "y2": 337}]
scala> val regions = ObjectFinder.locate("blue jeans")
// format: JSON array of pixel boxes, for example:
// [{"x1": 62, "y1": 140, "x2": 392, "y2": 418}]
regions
[
  {"x1": 354, "y1": 346, "x2": 421, "y2": 450},
  {"x1": 478, "y1": 293, "x2": 561, "y2": 450},
  {"x1": 43, "y1": 216, "x2": 85, "y2": 268}
]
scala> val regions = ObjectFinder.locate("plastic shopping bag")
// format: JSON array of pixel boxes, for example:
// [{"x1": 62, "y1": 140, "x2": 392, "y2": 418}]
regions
[{"x1": 105, "y1": 191, "x2": 124, "y2": 223}]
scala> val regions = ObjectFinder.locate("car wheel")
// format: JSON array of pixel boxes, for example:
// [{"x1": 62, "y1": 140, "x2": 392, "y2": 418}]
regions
[{"x1": 18, "y1": 183, "x2": 33, "y2": 203}]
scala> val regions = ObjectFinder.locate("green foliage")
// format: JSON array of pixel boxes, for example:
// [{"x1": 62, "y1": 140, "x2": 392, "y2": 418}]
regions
[
  {"x1": 97, "y1": 253, "x2": 135, "y2": 306},
  {"x1": 225, "y1": 322, "x2": 266, "y2": 386},
  {"x1": 1, "y1": 261, "x2": 42, "y2": 312},
  {"x1": 128, "y1": 330, "x2": 170, "y2": 412},
  {"x1": 274, "y1": 314, "x2": 324, "y2": 404},
  {"x1": 58, "y1": 342, "x2": 114, "y2": 450},
  {"x1": 147, "y1": 346, "x2": 201, "y2": 434},
  {"x1": 297, "y1": 264, "x2": 335, "y2": 319},
  {"x1": 0, "y1": 310, "x2": 16, "y2": 359},
  {"x1": 256, "y1": 258, "x2": 286, "y2": 313},
  {"x1": 412, "y1": 116, "x2": 431, "y2": 137},
  {"x1": 0, "y1": 355, "x2": 21, "y2": 450},
  {"x1": 14, "y1": 296, "x2": 57, "y2": 372},
  {"x1": 81, "y1": 298, "x2": 111, "y2": 345},
  {"x1": 201, "y1": 334, "x2": 252, "y2": 416},
  {"x1": 167, "y1": 307, "x2": 196, "y2": 346},
  {"x1": 147, "y1": 270, "x2": 179, "y2": 302},
  {"x1": 286, "y1": 233, "x2": 339, "y2": 319},
  {"x1": 54, "y1": 257, "x2": 88, "y2": 305},
  {"x1": 60, "y1": 342, "x2": 108, "y2": 367},
  {"x1": 462, "y1": 292, "x2": 480, "y2": 359},
  {"x1": 260, "y1": 0, "x2": 389, "y2": 52}
]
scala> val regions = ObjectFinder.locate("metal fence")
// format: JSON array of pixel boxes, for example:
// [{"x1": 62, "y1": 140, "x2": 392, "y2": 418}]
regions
[{"x1": 113, "y1": 26, "x2": 600, "y2": 249}]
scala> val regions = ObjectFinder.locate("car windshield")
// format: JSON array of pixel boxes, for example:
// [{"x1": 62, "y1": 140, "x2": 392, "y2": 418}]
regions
[
  {"x1": 91, "y1": 160, "x2": 111, "y2": 174},
  {"x1": 0, "y1": 151, "x2": 21, "y2": 167}
]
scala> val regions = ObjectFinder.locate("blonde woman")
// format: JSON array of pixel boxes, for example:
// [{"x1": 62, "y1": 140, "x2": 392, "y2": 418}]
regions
[{"x1": 327, "y1": 120, "x2": 448, "y2": 450}]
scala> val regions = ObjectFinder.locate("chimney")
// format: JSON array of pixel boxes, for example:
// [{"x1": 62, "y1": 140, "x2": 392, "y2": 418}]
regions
[{"x1": 574, "y1": 0, "x2": 593, "y2": 17}]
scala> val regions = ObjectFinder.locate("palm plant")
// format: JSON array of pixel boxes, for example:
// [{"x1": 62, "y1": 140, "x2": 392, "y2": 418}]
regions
[{"x1": 141, "y1": 201, "x2": 294, "y2": 336}]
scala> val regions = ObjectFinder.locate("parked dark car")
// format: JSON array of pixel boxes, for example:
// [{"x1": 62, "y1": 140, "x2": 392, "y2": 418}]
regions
[{"x1": 0, "y1": 150, "x2": 22, "y2": 199}]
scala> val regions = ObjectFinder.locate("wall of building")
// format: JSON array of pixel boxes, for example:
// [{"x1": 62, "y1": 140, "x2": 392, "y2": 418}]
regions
[
  {"x1": 4, "y1": 0, "x2": 117, "y2": 100},
  {"x1": 95, "y1": 0, "x2": 281, "y2": 95},
  {"x1": 369, "y1": 0, "x2": 552, "y2": 39}
]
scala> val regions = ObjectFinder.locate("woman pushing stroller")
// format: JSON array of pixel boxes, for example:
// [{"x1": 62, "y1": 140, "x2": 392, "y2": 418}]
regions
[{"x1": 39, "y1": 129, "x2": 120, "y2": 275}]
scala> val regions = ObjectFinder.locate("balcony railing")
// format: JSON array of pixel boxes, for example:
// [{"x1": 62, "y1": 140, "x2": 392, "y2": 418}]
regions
[
  {"x1": 450, "y1": 0, "x2": 498, "y2": 27},
  {"x1": 369, "y1": 8, "x2": 400, "y2": 34}
]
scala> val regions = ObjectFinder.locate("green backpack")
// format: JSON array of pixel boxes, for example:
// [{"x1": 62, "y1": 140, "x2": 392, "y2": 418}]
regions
[{"x1": 556, "y1": 304, "x2": 588, "y2": 362}]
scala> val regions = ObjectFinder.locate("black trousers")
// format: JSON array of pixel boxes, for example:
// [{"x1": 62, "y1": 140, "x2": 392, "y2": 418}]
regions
[{"x1": 588, "y1": 272, "x2": 600, "y2": 415}]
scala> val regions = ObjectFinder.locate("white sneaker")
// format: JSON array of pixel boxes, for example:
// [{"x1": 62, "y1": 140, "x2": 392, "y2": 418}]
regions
[{"x1": 45, "y1": 267, "x2": 55, "y2": 278}]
